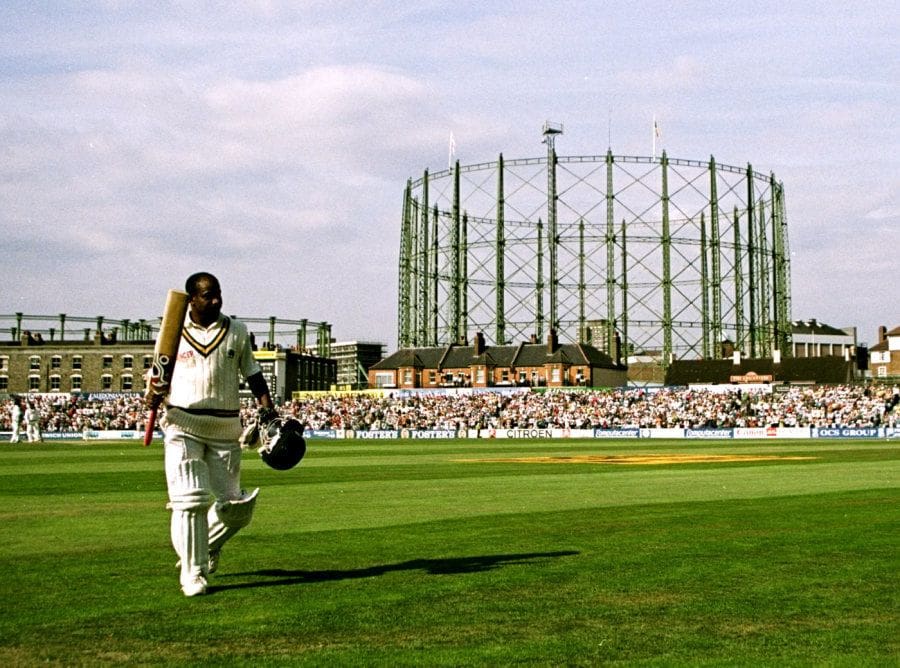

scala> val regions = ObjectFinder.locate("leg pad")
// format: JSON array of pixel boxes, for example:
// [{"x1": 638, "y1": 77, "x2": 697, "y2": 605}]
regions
[
  {"x1": 209, "y1": 488, "x2": 259, "y2": 554},
  {"x1": 166, "y1": 459, "x2": 214, "y2": 584}
]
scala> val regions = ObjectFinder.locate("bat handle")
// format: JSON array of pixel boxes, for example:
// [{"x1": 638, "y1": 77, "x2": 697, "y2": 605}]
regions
[{"x1": 143, "y1": 407, "x2": 158, "y2": 447}]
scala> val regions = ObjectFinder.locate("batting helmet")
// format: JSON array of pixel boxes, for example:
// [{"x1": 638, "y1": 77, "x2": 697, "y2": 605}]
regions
[{"x1": 258, "y1": 417, "x2": 307, "y2": 471}]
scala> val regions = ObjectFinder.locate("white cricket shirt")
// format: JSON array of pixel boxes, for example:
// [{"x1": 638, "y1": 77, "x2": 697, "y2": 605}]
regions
[{"x1": 166, "y1": 314, "x2": 261, "y2": 412}]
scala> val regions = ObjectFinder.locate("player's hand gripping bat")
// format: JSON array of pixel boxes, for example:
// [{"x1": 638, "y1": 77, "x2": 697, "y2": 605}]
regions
[{"x1": 143, "y1": 289, "x2": 189, "y2": 446}]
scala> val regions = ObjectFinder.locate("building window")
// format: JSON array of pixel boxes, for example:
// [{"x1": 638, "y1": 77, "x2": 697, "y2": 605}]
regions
[
  {"x1": 72, "y1": 356, "x2": 82, "y2": 370},
  {"x1": 29, "y1": 376, "x2": 40, "y2": 391},
  {"x1": 0, "y1": 376, "x2": 7, "y2": 390},
  {"x1": 402, "y1": 369, "x2": 412, "y2": 385},
  {"x1": 50, "y1": 375, "x2": 61, "y2": 391},
  {"x1": 30, "y1": 355, "x2": 41, "y2": 371},
  {"x1": 121, "y1": 375, "x2": 133, "y2": 391},
  {"x1": 0, "y1": 356, "x2": 7, "y2": 371},
  {"x1": 51, "y1": 355, "x2": 62, "y2": 370},
  {"x1": 143, "y1": 356, "x2": 153, "y2": 370},
  {"x1": 101, "y1": 374, "x2": 113, "y2": 390},
  {"x1": 878, "y1": 366, "x2": 887, "y2": 378},
  {"x1": 475, "y1": 368, "x2": 485, "y2": 384},
  {"x1": 551, "y1": 368, "x2": 561, "y2": 382},
  {"x1": 123, "y1": 356, "x2": 133, "y2": 370},
  {"x1": 374, "y1": 372, "x2": 395, "y2": 388},
  {"x1": 102, "y1": 355, "x2": 113, "y2": 369},
  {"x1": 71, "y1": 375, "x2": 82, "y2": 391}
]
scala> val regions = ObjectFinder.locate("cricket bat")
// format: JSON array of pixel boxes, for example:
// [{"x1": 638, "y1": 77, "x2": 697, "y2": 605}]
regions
[{"x1": 143, "y1": 289, "x2": 189, "y2": 446}]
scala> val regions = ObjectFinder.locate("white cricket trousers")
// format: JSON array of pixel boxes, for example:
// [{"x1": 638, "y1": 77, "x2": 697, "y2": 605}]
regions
[{"x1": 163, "y1": 427, "x2": 244, "y2": 572}]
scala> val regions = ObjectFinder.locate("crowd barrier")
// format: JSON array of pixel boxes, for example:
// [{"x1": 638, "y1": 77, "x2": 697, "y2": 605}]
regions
[
  {"x1": 342, "y1": 427, "x2": 894, "y2": 440},
  {"x1": 2, "y1": 427, "x2": 897, "y2": 443},
  {"x1": 0, "y1": 429, "x2": 144, "y2": 442}
]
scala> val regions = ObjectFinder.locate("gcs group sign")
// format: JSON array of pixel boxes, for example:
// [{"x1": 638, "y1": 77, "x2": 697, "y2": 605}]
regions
[{"x1": 813, "y1": 427, "x2": 880, "y2": 439}]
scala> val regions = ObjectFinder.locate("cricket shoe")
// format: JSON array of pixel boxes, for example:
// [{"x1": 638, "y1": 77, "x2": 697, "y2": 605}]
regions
[
  {"x1": 182, "y1": 574, "x2": 208, "y2": 597},
  {"x1": 208, "y1": 549, "x2": 220, "y2": 574}
]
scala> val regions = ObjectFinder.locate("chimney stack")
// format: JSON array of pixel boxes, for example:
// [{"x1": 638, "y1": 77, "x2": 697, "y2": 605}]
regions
[
  {"x1": 547, "y1": 328, "x2": 559, "y2": 354},
  {"x1": 721, "y1": 339, "x2": 735, "y2": 358},
  {"x1": 474, "y1": 331, "x2": 485, "y2": 356}
]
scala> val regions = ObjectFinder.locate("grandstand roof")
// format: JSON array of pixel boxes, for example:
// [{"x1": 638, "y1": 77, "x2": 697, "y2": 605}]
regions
[{"x1": 790, "y1": 319, "x2": 851, "y2": 337}]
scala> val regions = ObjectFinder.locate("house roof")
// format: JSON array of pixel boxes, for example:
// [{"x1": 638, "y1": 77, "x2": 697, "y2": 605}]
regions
[
  {"x1": 370, "y1": 348, "x2": 439, "y2": 370},
  {"x1": 867, "y1": 325, "x2": 900, "y2": 351}
]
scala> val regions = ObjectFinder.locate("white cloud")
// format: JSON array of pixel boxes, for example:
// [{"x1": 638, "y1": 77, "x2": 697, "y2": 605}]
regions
[
  {"x1": 864, "y1": 205, "x2": 900, "y2": 221},
  {"x1": 0, "y1": 1, "x2": 897, "y2": 347},
  {"x1": 615, "y1": 55, "x2": 706, "y2": 91}
]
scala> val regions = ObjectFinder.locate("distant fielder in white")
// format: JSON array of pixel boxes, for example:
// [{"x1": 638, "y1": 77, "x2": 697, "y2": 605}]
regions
[
  {"x1": 146, "y1": 272, "x2": 276, "y2": 597},
  {"x1": 8, "y1": 398, "x2": 23, "y2": 443},
  {"x1": 24, "y1": 402, "x2": 42, "y2": 443}
]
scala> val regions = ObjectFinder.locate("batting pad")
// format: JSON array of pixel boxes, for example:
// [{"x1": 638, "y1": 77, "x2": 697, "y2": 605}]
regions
[
  {"x1": 209, "y1": 487, "x2": 260, "y2": 554},
  {"x1": 166, "y1": 459, "x2": 214, "y2": 580},
  {"x1": 167, "y1": 459, "x2": 214, "y2": 511},
  {"x1": 172, "y1": 507, "x2": 209, "y2": 582},
  {"x1": 215, "y1": 488, "x2": 260, "y2": 529}
]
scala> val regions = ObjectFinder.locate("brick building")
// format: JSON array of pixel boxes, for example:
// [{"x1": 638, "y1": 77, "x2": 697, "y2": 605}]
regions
[
  {"x1": 368, "y1": 330, "x2": 627, "y2": 389},
  {"x1": 869, "y1": 325, "x2": 900, "y2": 381},
  {"x1": 0, "y1": 330, "x2": 151, "y2": 394},
  {"x1": 0, "y1": 330, "x2": 335, "y2": 402}
]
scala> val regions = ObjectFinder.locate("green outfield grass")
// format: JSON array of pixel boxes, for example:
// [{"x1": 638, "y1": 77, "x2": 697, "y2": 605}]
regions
[{"x1": 0, "y1": 438, "x2": 897, "y2": 666}]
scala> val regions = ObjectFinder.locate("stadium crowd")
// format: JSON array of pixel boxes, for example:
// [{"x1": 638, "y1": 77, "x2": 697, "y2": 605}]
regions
[
  {"x1": 4, "y1": 384, "x2": 897, "y2": 436},
  {"x1": 285, "y1": 384, "x2": 900, "y2": 431},
  {"x1": 0, "y1": 394, "x2": 147, "y2": 435}
]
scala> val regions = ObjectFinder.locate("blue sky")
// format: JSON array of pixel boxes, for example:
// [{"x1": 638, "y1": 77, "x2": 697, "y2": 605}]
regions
[{"x1": 1, "y1": 1, "x2": 897, "y2": 348}]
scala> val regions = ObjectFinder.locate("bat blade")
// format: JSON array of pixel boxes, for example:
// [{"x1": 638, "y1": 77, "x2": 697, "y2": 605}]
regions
[{"x1": 143, "y1": 289, "x2": 189, "y2": 446}]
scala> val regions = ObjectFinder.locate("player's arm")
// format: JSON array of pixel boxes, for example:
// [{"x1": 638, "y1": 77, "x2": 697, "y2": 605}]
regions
[
  {"x1": 246, "y1": 372, "x2": 272, "y2": 408},
  {"x1": 246, "y1": 372, "x2": 277, "y2": 425},
  {"x1": 238, "y1": 372, "x2": 274, "y2": 450}
]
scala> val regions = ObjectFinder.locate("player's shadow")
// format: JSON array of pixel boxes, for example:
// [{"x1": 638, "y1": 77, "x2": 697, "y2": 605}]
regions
[{"x1": 211, "y1": 550, "x2": 579, "y2": 593}]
